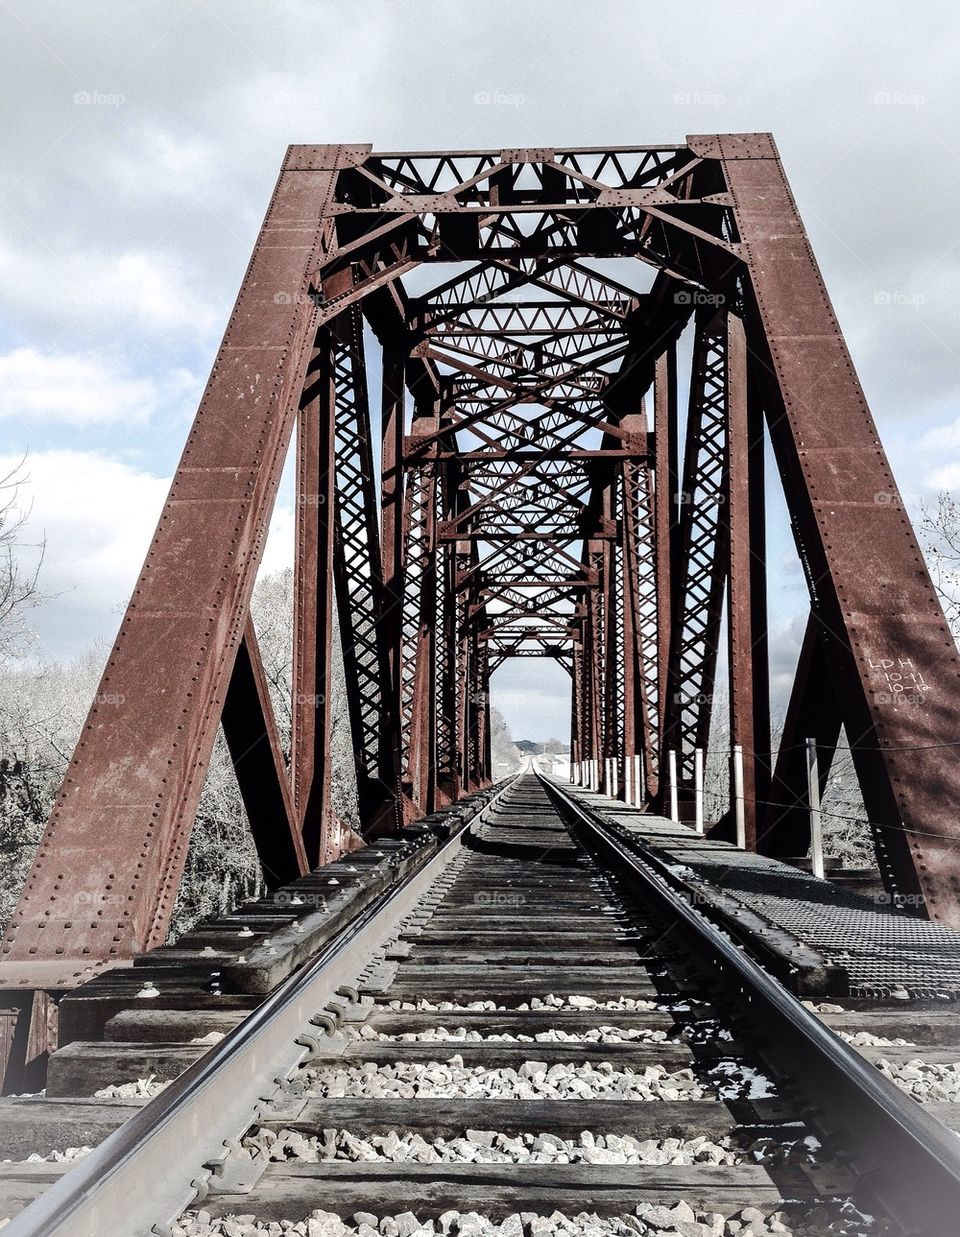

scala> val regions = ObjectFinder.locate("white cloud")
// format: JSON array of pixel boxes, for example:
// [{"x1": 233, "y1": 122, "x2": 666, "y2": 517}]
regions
[
  {"x1": 0, "y1": 0, "x2": 958, "y2": 734},
  {"x1": 2, "y1": 449, "x2": 300, "y2": 659},
  {"x1": 0, "y1": 237, "x2": 221, "y2": 344},
  {"x1": 491, "y1": 660, "x2": 571, "y2": 742},
  {"x1": 0, "y1": 347, "x2": 158, "y2": 425},
  {"x1": 920, "y1": 417, "x2": 960, "y2": 454},
  {"x1": 260, "y1": 502, "x2": 295, "y2": 576},
  {"x1": 929, "y1": 462, "x2": 960, "y2": 490},
  {"x1": 0, "y1": 450, "x2": 170, "y2": 657},
  {"x1": 106, "y1": 129, "x2": 219, "y2": 201}
]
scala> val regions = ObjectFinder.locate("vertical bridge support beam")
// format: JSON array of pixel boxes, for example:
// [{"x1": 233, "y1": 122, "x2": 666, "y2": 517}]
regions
[
  {"x1": 709, "y1": 131, "x2": 960, "y2": 919},
  {"x1": 725, "y1": 313, "x2": 770, "y2": 849},
  {"x1": 1, "y1": 145, "x2": 372, "y2": 973}
]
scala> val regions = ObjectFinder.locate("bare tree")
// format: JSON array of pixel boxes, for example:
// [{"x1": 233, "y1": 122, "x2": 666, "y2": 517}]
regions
[
  {"x1": 0, "y1": 459, "x2": 44, "y2": 662},
  {"x1": 490, "y1": 708, "x2": 522, "y2": 777},
  {"x1": 921, "y1": 491, "x2": 960, "y2": 638},
  {"x1": 0, "y1": 556, "x2": 524, "y2": 938},
  {"x1": 0, "y1": 650, "x2": 105, "y2": 927}
]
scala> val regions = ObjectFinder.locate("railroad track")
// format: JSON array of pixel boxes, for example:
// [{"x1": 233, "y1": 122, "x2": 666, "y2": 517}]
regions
[{"x1": 5, "y1": 775, "x2": 960, "y2": 1237}]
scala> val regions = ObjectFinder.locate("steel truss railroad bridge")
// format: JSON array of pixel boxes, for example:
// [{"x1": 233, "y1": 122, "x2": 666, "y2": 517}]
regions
[{"x1": 3, "y1": 132, "x2": 960, "y2": 1084}]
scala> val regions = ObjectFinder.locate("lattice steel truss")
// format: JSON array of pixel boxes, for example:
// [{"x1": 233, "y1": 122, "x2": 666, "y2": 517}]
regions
[{"x1": 4, "y1": 136, "x2": 960, "y2": 1085}]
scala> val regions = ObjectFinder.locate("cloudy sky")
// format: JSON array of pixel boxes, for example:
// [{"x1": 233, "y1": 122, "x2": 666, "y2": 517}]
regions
[{"x1": 1, "y1": 0, "x2": 958, "y2": 741}]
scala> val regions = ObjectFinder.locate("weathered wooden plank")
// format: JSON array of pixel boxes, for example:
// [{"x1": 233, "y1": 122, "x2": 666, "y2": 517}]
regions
[
  {"x1": 363, "y1": 1011, "x2": 682, "y2": 1034},
  {"x1": 103, "y1": 1009, "x2": 245, "y2": 1043},
  {"x1": 818, "y1": 1011, "x2": 960, "y2": 1046},
  {"x1": 260, "y1": 1097, "x2": 762, "y2": 1138},
  {"x1": 208, "y1": 1162, "x2": 809, "y2": 1219},
  {"x1": 392, "y1": 965, "x2": 659, "y2": 983},
  {"x1": 57, "y1": 988, "x2": 258, "y2": 1047},
  {"x1": 855, "y1": 1045, "x2": 960, "y2": 1065},
  {"x1": 46, "y1": 1041, "x2": 206, "y2": 1098},
  {"x1": 0, "y1": 1097, "x2": 142, "y2": 1158},
  {"x1": 421, "y1": 913, "x2": 628, "y2": 927},
  {"x1": 0, "y1": 1163, "x2": 70, "y2": 1222},
  {"x1": 407, "y1": 931, "x2": 658, "y2": 947},
  {"x1": 402, "y1": 950, "x2": 671, "y2": 967},
  {"x1": 922, "y1": 1101, "x2": 960, "y2": 1131}
]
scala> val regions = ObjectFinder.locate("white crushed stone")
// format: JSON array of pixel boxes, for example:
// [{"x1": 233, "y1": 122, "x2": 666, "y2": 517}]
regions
[
  {"x1": 346, "y1": 1025, "x2": 670, "y2": 1045},
  {"x1": 876, "y1": 1057, "x2": 960, "y2": 1102},
  {"x1": 245, "y1": 1127, "x2": 738, "y2": 1166},
  {"x1": 838, "y1": 1031, "x2": 914, "y2": 1048},
  {"x1": 18, "y1": 1146, "x2": 91, "y2": 1164},
  {"x1": 243, "y1": 1127, "x2": 817, "y2": 1170},
  {"x1": 383, "y1": 996, "x2": 661, "y2": 1013},
  {"x1": 93, "y1": 1076, "x2": 170, "y2": 1099},
  {"x1": 172, "y1": 1200, "x2": 890, "y2": 1236},
  {"x1": 300, "y1": 1057, "x2": 711, "y2": 1101}
]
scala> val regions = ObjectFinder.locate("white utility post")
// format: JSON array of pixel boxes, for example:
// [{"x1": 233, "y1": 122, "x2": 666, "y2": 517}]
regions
[
  {"x1": 694, "y1": 747, "x2": 704, "y2": 834},
  {"x1": 634, "y1": 755, "x2": 644, "y2": 807},
  {"x1": 624, "y1": 756, "x2": 633, "y2": 806},
  {"x1": 806, "y1": 736, "x2": 825, "y2": 879},
  {"x1": 668, "y1": 750, "x2": 679, "y2": 822},
  {"x1": 732, "y1": 743, "x2": 746, "y2": 848}
]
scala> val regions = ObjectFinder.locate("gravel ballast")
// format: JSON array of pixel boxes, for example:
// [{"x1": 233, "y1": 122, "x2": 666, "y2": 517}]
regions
[
  {"x1": 345, "y1": 1027, "x2": 672, "y2": 1045},
  {"x1": 875, "y1": 1057, "x2": 960, "y2": 1101},
  {"x1": 171, "y1": 1200, "x2": 891, "y2": 1236},
  {"x1": 242, "y1": 1127, "x2": 818, "y2": 1168},
  {"x1": 383, "y1": 997, "x2": 666, "y2": 1013},
  {"x1": 299, "y1": 1059, "x2": 712, "y2": 1101}
]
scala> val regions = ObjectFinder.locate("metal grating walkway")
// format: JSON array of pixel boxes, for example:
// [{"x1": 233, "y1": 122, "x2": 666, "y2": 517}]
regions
[{"x1": 565, "y1": 783, "x2": 960, "y2": 1000}]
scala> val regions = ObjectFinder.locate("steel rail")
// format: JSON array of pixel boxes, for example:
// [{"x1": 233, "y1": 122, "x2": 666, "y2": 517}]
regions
[
  {"x1": 5, "y1": 784, "x2": 516, "y2": 1237},
  {"x1": 540, "y1": 774, "x2": 960, "y2": 1237}
]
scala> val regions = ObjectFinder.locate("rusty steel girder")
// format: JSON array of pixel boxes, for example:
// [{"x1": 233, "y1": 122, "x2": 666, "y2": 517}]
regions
[{"x1": 4, "y1": 132, "x2": 960, "y2": 1063}]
